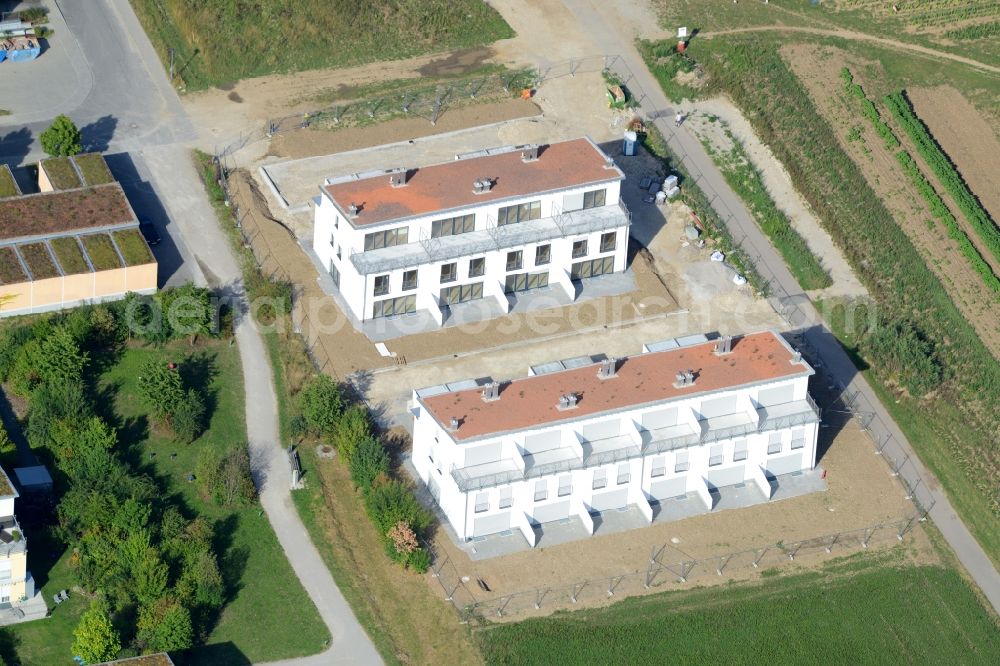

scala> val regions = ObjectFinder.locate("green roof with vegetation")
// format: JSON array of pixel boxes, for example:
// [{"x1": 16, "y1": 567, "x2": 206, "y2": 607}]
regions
[
  {"x1": 0, "y1": 184, "x2": 136, "y2": 243},
  {"x1": 0, "y1": 166, "x2": 19, "y2": 199},
  {"x1": 73, "y1": 153, "x2": 114, "y2": 186},
  {"x1": 0, "y1": 247, "x2": 26, "y2": 284},
  {"x1": 18, "y1": 242, "x2": 60, "y2": 279},
  {"x1": 80, "y1": 233, "x2": 122, "y2": 271},
  {"x1": 112, "y1": 228, "x2": 154, "y2": 266},
  {"x1": 0, "y1": 467, "x2": 12, "y2": 497},
  {"x1": 50, "y1": 236, "x2": 91, "y2": 276},
  {"x1": 41, "y1": 157, "x2": 82, "y2": 190}
]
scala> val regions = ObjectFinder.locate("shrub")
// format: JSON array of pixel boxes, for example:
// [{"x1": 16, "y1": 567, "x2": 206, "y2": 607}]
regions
[
  {"x1": 332, "y1": 404, "x2": 372, "y2": 460},
  {"x1": 298, "y1": 375, "x2": 343, "y2": 436},
  {"x1": 138, "y1": 598, "x2": 194, "y2": 653},
  {"x1": 364, "y1": 480, "x2": 432, "y2": 538},
  {"x1": 26, "y1": 379, "x2": 91, "y2": 450},
  {"x1": 407, "y1": 547, "x2": 432, "y2": 573},
  {"x1": 172, "y1": 389, "x2": 207, "y2": 443},
  {"x1": 137, "y1": 358, "x2": 185, "y2": 421},
  {"x1": 198, "y1": 446, "x2": 257, "y2": 507},
  {"x1": 71, "y1": 599, "x2": 121, "y2": 664},
  {"x1": 349, "y1": 437, "x2": 390, "y2": 494},
  {"x1": 0, "y1": 325, "x2": 33, "y2": 381}
]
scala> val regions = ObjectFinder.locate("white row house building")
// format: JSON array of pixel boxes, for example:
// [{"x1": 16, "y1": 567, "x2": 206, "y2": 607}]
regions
[
  {"x1": 311, "y1": 137, "x2": 630, "y2": 326},
  {"x1": 410, "y1": 331, "x2": 821, "y2": 545}
]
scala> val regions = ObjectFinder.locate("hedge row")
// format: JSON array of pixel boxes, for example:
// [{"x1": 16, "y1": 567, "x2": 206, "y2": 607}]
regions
[{"x1": 840, "y1": 68, "x2": 899, "y2": 151}]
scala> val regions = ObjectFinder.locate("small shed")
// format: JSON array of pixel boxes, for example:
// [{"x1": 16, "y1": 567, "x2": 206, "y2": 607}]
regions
[{"x1": 13, "y1": 466, "x2": 53, "y2": 494}]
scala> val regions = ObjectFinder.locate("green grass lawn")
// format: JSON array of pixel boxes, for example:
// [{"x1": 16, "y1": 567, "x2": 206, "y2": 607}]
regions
[
  {"x1": 130, "y1": 0, "x2": 514, "y2": 91},
  {"x1": 477, "y1": 555, "x2": 1000, "y2": 665},
  {"x1": 6, "y1": 340, "x2": 328, "y2": 665}
]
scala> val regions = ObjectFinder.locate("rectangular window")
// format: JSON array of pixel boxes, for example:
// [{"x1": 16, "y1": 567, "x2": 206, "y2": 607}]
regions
[
  {"x1": 600, "y1": 231, "x2": 617, "y2": 253},
  {"x1": 402, "y1": 270, "x2": 418, "y2": 291},
  {"x1": 791, "y1": 427, "x2": 805, "y2": 450},
  {"x1": 733, "y1": 439, "x2": 748, "y2": 462},
  {"x1": 505, "y1": 271, "x2": 549, "y2": 294},
  {"x1": 469, "y1": 257, "x2": 485, "y2": 277},
  {"x1": 583, "y1": 188, "x2": 607, "y2": 209},
  {"x1": 498, "y1": 200, "x2": 541, "y2": 226},
  {"x1": 558, "y1": 475, "x2": 573, "y2": 497},
  {"x1": 474, "y1": 492, "x2": 489, "y2": 513},
  {"x1": 675, "y1": 451, "x2": 690, "y2": 473},
  {"x1": 572, "y1": 239, "x2": 588, "y2": 259},
  {"x1": 616, "y1": 463, "x2": 630, "y2": 485},
  {"x1": 373, "y1": 274, "x2": 390, "y2": 296},
  {"x1": 372, "y1": 295, "x2": 416, "y2": 319},
  {"x1": 506, "y1": 250, "x2": 523, "y2": 272},
  {"x1": 571, "y1": 256, "x2": 615, "y2": 280},
  {"x1": 441, "y1": 282, "x2": 484, "y2": 306},
  {"x1": 364, "y1": 227, "x2": 408, "y2": 251},
  {"x1": 709, "y1": 445, "x2": 724, "y2": 467},
  {"x1": 535, "y1": 244, "x2": 551, "y2": 266},
  {"x1": 440, "y1": 262, "x2": 457, "y2": 283},
  {"x1": 329, "y1": 232, "x2": 336, "y2": 247},
  {"x1": 592, "y1": 468, "x2": 608, "y2": 490},
  {"x1": 499, "y1": 487, "x2": 513, "y2": 509},
  {"x1": 651, "y1": 457, "x2": 666, "y2": 478},
  {"x1": 329, "y1": 262, "x2": 341, "y2": 288},
  {"x1": 431, "y1": 214, "x2": 475, "y2": 238},
  {"x1": 768, "y1": 433, "x2": 783, "y2": 455},
  {"x1": 534, "y1": 480, "x2": 548, "y2": 502}
]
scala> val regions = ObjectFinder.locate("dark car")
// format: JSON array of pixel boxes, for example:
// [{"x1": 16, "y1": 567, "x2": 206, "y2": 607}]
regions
[{"x1": 139, "y1": 219, "x2": 161, "y2": 246}]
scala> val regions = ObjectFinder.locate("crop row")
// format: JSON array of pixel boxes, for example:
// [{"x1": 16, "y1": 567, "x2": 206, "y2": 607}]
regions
[
  {"x1": 895, "y1": 150, "x2": 1000, "y2": 295},
  {"x1": 839, "y1": 69, "x2": 899, "y2": 151},
  {"x1": 944, "y1": 20, "x2": 1000, "y2": 40},
  {"x1": 884, "y1": 90, "x2": 1000, "y2": 266}
]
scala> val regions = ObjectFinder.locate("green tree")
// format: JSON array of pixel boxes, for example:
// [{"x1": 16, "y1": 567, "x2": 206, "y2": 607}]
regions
[
  {"x1": 39, "y1": 114, "x2": 82, "y2": 157},
  {"x1": 332, "y1": 404, "x2": 372, "y2": 460},
  {"x1": 137, "y1": 357, "x2": 185, "y2": 420},
  {"x1": 171, "y1": 389, "x2": 206, "y2": 443},
  {"x1": 349, "y1": 437, "x2": 389, "y2": 494},
  {"x1": 36, "y1": 326, "x2": 88, "y2": 385},
  {"x1": 50, "y1": 417, "x2": 118, "y2": 484},
  {"x1": 0, "y1": 423, "x2": 14, "y2": 459},
  {"x1": 160, "y1": 284, "x2": 216, "y2": 342},
  {"x1": 138, "y1": 598, "x2": 194, "y2": 653},
  {"x1": 71, "y1": 599, "x2": 121, "y2": 664},
  {"x1": 299, "y1": 375, "x2": 343, "y2": 436}
]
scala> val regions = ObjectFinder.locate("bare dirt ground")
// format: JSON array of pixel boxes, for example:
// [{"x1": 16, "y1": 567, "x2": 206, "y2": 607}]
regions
[
  {"x1": 679, "y1": 96, "x2": 868, "y2": 301},
  {"x1": 268, "y1": 98, "x2": 541, "y2": 160},
  {"x1": 785, "y1": 43, "x2": 1000, "y2": 359},
  {"x1": 425, "y1": 396, "x2": 934, "y2": 619},
  {"x1": 907, "y1": 86, "x2": 1000, "y2": 225}
]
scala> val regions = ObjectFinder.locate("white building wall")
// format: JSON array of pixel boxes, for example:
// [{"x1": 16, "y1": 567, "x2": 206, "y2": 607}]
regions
[
  {"x1": 313, "y1": 177, "x2": 628, "y2": 323},
  {"x1": 411, "y1": 373, "x2": 820, "y2": 542}
]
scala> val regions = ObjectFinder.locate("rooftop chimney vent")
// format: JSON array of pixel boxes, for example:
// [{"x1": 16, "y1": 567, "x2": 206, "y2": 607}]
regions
[
  {"x1": 473, "y1": 178, "x2": 494, "y2": 194},
  {"x1": 597, "y1": 357, "x2": 618, "y2": 380},
  {"x1": 520, "y1": 145, "x2": 539, "y2": 162},
  {"x1": 482, "y1": 381, "x2": 500, "y2": 402},
  {"x1": 791, "y1": 350, "x2": 802, "y2": 364},
  {"x1": 448, "y1": 417, "x2": 459, "y2": 431},
  {"x1": 714, "y1": 335, "x2": 733, "y2": 355},
  {"x1": 673, "y1": 370, "x2": 695, "y2": 388},
  {"x1": 556, "y1": 393, "x2": 579, "y2": 411},
  {"x1": 389, "y1": 169, "x2": 408, "y2": 188},
  {"x1": 347, "y1": 202, "x2": 359, "y2": 217}
]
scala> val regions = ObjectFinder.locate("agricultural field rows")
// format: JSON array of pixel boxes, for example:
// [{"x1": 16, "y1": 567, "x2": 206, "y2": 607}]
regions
[
  {"x1": 883, "y1": 91, "x2": 1000, "y2": 266},
  {"x1": 836, "y1": 0, "x2": 1000, "y2": 29},
  {"x1": 644, "y1": 35, "x2": 1000, "y2": 565}
]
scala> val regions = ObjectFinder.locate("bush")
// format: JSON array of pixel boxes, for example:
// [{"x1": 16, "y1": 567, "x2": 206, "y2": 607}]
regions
[
  {"x1": 172, "y1": 389, "x2": 207, "y2": 444},
  {"x1": 0, "y1": 325, "x2": 33, "y2": 381},
  {"x1": 349, "y1": 437, "x2": 390, "y2": 494},
  {"x1": 137, "y1": 357, "x2": 185, "y2": 421},
  {"x1": 71, "y1": 599, "x2": 121, "y2": 664},
  {"x1": 0, "y1": 423, "x2": 14, "y2": 459},
  {"x1": 863, "y1": 321, "x2": 942, "y2": 398},
  {"x1": 407, "y1": 547, "x2": 432, "y2": 573},
  {"x1": 26, "y1": 379, "x2": 91, "y2": 450},
  {"x1": 298, "y1": 375, "x2": 343, "y2": 436},
  {"x1": 198, "y1": 446, "x2": 257, "y2": 507},
  {"x1": 332, "y1": 404, "x2": 372, "y2": 460},
  {"x1": 364, "y1": 480, "x2": 432, "y2": 537}
]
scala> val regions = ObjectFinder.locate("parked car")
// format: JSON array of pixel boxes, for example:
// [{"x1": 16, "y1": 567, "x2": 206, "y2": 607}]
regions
[{"x1": 139, "y1": 219, "x2": 161, "y2": 246}]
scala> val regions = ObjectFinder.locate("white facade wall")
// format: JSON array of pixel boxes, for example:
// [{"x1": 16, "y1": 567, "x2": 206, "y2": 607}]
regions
[
  {"x1": 313, "y1": 178, "x2": 628, "y2": 323},
  {"x1": 412, "y1": 374, "x2": 819, "y2": 542}
]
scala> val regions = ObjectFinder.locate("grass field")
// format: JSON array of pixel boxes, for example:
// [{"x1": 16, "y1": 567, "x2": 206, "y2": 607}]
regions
[
  {"x1": 130, "y1": 0, "x2": 514, "y2": 91},
  {"x1": 640, "y1": 33, "x2": 1000, "y2": 569},
  {"x1": 4, "y1": 340, "x2": 328, "y2": 665},
  {"x1": 477, "y1": 554, "x2": 1000, "y2": 665}
]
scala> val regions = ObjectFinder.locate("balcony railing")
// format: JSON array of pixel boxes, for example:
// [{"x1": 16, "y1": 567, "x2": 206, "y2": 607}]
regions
[
  {"x1": 449, "y1": 398, "x2": 820, "y2": 492},
  {"x1": 0, "y1": 516, "x2": 26, "y2": 557},
  {"x1": 351, "y1": 202, "x2": 630, "y2": 275}
]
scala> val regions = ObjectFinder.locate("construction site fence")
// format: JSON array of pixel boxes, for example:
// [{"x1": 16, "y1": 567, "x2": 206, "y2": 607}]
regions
[{"x1": 429, "y1": 515, "x2": 920, "y2": 623}]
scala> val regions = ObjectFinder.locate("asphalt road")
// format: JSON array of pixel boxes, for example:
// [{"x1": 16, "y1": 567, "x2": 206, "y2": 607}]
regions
[
  {"x1": 560, "y1": 0, "x2": 1000, "y2": 614},
  {"x1": 0, "y1": 1, "x2": 384, "y2": 662}
]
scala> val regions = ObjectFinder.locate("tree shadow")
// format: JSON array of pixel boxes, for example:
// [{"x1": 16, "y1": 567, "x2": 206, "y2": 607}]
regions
[
  {"x1": 0, "y1": 627, "x2": 20, "y2": 666},
  {"x1": 180, "y1": 350, "x2": 219, "y2": 426},
  {"x1": 79, "y1": 115, "x2": 118, "y2": 153},
  {"x1": 0, "y1": 127, "x2": 32, "y2": 167},
  {"x1": 182, "y1": 640, "x2": 251, "y2": 666},
  {"x1": 212, "y1": 513, "x2": 249, "y2": 603}
]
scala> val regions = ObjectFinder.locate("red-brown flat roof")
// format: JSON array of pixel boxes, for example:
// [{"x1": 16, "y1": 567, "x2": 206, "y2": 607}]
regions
[
  {"x1": 0, "y1": 183, "x2": 137, "y2": 243},
  {"x1": 420, "y1": 332, "x2": 811, "y2": 441},
  {"x1": 322, "y1": 138, "x2": 622, "y2": 227}
]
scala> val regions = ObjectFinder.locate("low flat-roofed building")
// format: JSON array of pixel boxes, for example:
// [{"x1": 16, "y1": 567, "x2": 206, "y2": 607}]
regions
[
  {"x1": 411, "y1": 331, "x2": 821, "y2": 546},
  {"x1": 0, "y1": 154, "x2": 156, "y2": 317}
]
